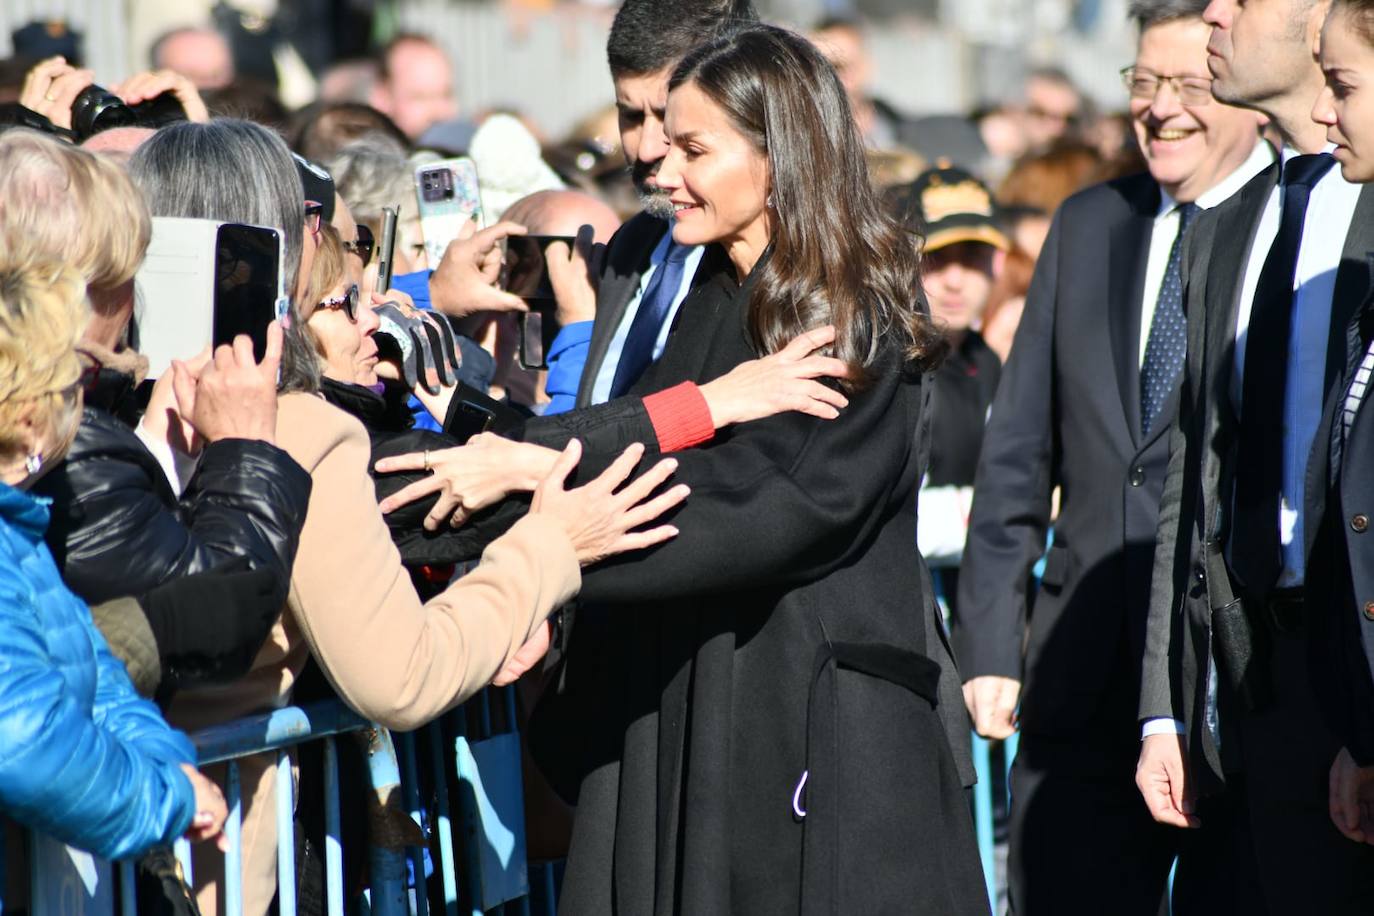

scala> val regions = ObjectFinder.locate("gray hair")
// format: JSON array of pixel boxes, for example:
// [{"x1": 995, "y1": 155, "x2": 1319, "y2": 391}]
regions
[
  {"x1": 325, "y1": 137, "x2": 418, "y2": 229},
  {"x1": 129, "y1": 119, "x2": 318, "y2": 393},
  {"x1": 1128, "y1": 0, "x2": 1209, "y2": 28}
]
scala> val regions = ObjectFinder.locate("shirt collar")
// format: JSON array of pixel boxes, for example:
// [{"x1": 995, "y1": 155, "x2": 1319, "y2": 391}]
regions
[{"x1": 1157, "y1": 139, "x2": 1277, "y2": 217}]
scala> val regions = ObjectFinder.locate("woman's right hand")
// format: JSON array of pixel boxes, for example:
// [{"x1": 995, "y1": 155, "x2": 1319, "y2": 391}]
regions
[
  {"x1": 531, "y1": 439, "x2": 689, "y2": 567},
  {"x1": 697, "y1": 325, "x2": 852, "y2": 429},
  {"x1": 171, "y1": 322, "x2": 283, "y2": 445},
  {"x1": 179, "y1": 763, "x2": 229, "y2": 852}
]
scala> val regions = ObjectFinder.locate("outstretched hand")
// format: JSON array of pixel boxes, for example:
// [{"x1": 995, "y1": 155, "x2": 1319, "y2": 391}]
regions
[
  {"x1": 531, "y1": 440, "x2": 688, "y2": 567},
  {"x1": 697, "y1": 325, "x2": 852, "y2": 429},
  {"x1": 375, "y1": 433, "x2": 560, "y2": 530}
]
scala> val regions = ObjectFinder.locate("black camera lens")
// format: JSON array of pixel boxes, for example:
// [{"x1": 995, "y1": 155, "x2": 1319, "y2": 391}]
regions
[{"x1": 69, "y1": 84, "x2": 137, "y2": 141}]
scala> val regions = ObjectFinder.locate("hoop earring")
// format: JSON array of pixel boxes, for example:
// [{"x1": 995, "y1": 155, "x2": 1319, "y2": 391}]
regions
[{"x1": 24, "y1": 453, "x2": 42, "y2": 476}]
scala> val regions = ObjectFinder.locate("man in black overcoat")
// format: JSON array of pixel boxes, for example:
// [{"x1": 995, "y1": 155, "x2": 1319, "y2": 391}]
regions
[
  {"x1": 954, "y1": 2, "x2": 1269, "y2": 912},
  {"x1": 1138, "y1": 0, "x2": 1374, "y2": 909}
]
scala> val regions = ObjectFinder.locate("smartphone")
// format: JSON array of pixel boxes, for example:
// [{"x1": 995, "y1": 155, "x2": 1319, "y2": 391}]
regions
[
  {"x1": 375, "y1": 206, "x2": 399, "y2": 294},
  {"x1": 415, "y1": 157, "x2": 482, "y2": 264},
  {"x1": 502, "y1": 235, "x2": 575, "y2": 301},
  {"x1": 213, "y1": 224, "x2": 283, "y2": 360},
  {"x1": 449, "y1": 399, "x2": 496, "y2": 445},
  {"x1": 502, "y1": 235, "x2": 574, "y2": 371},
  {"x1": 135, "y1": 218, "x2": 285, "y2": 378}
]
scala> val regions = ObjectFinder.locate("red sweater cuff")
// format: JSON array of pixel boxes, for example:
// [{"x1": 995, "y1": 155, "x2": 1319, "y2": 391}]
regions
[{"x1": 643, "y1": 382, "x2": 715, "y2": 452}]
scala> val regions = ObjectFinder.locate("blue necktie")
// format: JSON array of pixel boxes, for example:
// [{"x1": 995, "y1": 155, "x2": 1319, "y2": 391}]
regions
[
  {"x1": 1140, "y1": 202, "x2": 1199, "y2": 438},
  {"x1": 609, "y1": 240, "x2": 690, "y2": 399},
  {"x1": 1232, "y1": 152, "x2": 1336, "y2": 591}
]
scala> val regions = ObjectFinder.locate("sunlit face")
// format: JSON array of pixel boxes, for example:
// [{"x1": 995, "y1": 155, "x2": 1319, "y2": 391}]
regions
[
  {"x1": 922, "y1": 242, "x2": 1002, "y2": 334},
  {"x1": 1314, "y1": 7, "x2": 1374, "y2": 181},
  {"x1": 1203, "y1": 0, "x2": 1325, "y2": 108},
  {"x1": 1131, "y1": 19, "x2": 1265, "y2": 201},
  {"x1": 307, "y1": 283, "x2": 381, "y2": 386},
  {"x1": 613, "y1": 67, "x2": 675, "y2": 216},
  {"x1": 380, "y1": 41, "x2": 458, "y2": 139},
  {"x1": 657, "y1": 82, "x2": 772, "y2": 273}
]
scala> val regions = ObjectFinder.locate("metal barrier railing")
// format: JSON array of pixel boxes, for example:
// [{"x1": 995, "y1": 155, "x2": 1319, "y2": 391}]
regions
[{"x1": 4, "y1": 654, "x2": 1009, "y2": 916}]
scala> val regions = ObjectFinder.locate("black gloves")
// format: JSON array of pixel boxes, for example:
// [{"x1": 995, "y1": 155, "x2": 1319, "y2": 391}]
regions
[{"x1": 373, "y1": 303, "x2": 463, "y2": 395}]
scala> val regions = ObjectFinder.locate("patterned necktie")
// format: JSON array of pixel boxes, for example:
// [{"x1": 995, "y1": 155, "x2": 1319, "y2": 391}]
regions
[
  {"x1": 609, "y1": 239, "x2": 691, "y2": 399},
  {"x1": 1231, "y1": 152, "x2": 1336, "y2": 591},
  {"x1": 1140, "y1": 201, "x2": 1200, "y2": 438}
]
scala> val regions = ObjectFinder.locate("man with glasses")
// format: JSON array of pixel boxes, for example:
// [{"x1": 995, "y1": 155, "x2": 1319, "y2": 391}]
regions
[
  {"x1": 1137, "y1": 0, "x2": 1374, "y2": 908},
  {"x1": 953, "y1": 2, "x2": 1268, "y2": 912}
]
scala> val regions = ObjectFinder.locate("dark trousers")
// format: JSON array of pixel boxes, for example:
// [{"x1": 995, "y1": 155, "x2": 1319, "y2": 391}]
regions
[
  {"x1": 1008, "y1": 656, "x2": 1177, "y2": 916},
  {"x1": 1172, "y1": 624, "x2": 1374, "y2": 914}
]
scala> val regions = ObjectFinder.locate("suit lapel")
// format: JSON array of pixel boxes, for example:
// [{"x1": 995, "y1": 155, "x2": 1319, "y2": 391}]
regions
[
  {"x1": 575, "y1": 214, "x2": 670, "y2": 407},
  {"x1": 1108, "y1": 181, "x2": 1160, "y2": 447},
  {"x1": 1203, "y1": 165, "x2": 1279, "y2": 434}
]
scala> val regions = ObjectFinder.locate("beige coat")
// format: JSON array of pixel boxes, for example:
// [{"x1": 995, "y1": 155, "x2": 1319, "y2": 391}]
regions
[{"x1": 172, "y1": 392, "x2": 581, "y2": 915}]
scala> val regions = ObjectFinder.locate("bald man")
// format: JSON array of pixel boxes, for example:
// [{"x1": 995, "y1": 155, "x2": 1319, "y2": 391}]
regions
[{"x1": 497, "y1": 189, "x2": 621, "y2": 410}]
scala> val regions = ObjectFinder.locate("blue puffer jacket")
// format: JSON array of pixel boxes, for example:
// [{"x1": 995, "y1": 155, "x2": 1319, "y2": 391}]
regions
[{"x1": 0, "y1": 481, "x2": 195, "y2": 860}]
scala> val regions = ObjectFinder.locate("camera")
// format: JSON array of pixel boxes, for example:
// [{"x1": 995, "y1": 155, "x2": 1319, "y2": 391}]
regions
[{"x1": 69, "y1": 84, "x2": 187, "y2": 141}]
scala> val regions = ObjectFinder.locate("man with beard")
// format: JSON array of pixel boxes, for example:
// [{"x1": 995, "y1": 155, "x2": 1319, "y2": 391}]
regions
[{"x1": 538, "y1": 0, "x2": 759, "y2": 413}]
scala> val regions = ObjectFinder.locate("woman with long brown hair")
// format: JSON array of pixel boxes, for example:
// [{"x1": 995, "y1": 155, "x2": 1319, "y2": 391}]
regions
[{"x1": 515, "y1": 23, "x2": 986, "y2": 914}]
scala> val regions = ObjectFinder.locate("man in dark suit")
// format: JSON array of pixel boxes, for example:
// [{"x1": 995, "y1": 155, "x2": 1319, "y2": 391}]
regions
[
  {"x1": 954, "y1": 2, "x2": 1269, "y2": 912},
  {"x1": 1138, "y1": 0, "x2": 1374, "y2": 910},
  {"x1": 538, "y1": 0, "x2": 755, "y2": 413}
]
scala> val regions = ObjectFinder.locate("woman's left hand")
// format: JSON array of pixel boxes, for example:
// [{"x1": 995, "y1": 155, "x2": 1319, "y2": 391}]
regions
[
  {"x1": 697, "y1": 325, "x2": 852, "y2": 429},
  {"x1": 374, "y1": 432, "x2": 560, "y2": 529},
  {"x1": 113, "y1": 70, "x2": 210, "y2": 122}
]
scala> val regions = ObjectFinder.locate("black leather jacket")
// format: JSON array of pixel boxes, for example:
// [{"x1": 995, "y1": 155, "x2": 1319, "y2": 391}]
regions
[{"x1": 32, "y1": 371, "x2": 313, "y2": 690}]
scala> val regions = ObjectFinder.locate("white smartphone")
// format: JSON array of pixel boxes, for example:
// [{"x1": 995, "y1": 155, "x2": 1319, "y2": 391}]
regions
[{"x1": 414, "y1": 157, "x2": 483, "y2": 264}]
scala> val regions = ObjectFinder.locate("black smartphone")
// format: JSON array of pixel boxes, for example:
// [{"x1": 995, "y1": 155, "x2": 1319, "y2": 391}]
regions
[
  {"x1": 502, "y1": 234, "x2": 576, "y2": 301},
  {"x1": 449, "y1": 399, "x2": 496, "y2": 445},
  {"x1": 376, "y1": 206, "x2": 399, "y2": 293},
  {"x1": 213, "y1": 224, "x2": 282, "y2": 361}
]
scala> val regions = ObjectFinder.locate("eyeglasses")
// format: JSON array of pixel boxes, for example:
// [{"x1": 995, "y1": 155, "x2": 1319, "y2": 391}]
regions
[
  {"x1": 316, "y1": 284, "x2": 359, "y2": 322},
  {"x1": 344, "y1": 223, "x2": 374, "y2": 267},
  {"x1": 304, "y1": 200, "x2": 325, "y2": 238},
  {"x1": 1120, "y1": 66, "x2": 1214, "y2": 106}
]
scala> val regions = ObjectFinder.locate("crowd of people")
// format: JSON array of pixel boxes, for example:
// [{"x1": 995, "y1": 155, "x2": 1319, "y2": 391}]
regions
[{"x1": 4, "y1": 0, "x2": 1374, "y2": 912}]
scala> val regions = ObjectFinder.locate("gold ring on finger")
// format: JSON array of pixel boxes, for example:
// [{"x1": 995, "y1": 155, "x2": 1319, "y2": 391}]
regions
[
  {"x1": 44, "y1": 90, "x2": 58, "y2": 102},
  {"x1": 423, "y1": 450, "x2": 431, "y2": 472}
]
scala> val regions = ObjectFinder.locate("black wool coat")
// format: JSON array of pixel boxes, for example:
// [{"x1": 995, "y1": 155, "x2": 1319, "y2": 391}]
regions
[{"x1": 525, "y1": 249, "x2": 987, "y2": 916}]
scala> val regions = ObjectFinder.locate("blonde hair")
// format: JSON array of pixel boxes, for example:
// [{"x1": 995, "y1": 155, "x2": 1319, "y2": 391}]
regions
[
  {"x1": 0, "y1": 241, "x2": 89, "y2": 458},
  {"x1": 0, "y1": 129, "x2": 151, "y2": 297}
]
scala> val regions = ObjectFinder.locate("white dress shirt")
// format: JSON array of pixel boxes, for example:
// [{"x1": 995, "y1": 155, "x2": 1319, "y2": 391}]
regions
[
  {"x1": 1230, "y1": 145, "x2": 1362, "y2": 587},
  {"x1": 1137, "y1": 142, "x2": 1275, "y2": 367},
  {"x1": 590, "y1": 226, "x2": 706, "y2": 405}
]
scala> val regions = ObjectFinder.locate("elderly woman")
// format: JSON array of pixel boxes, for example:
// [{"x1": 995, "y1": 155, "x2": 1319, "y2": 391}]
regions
[
  {"x1": 126, "y1": 117, "x2": 689, "y2": 915},
  {"x1": 0, "y1": 129, "x2": 310, "y2": 698},
  {"x1": 0, "y1": 247, "x2": 226, "y2": 863}
]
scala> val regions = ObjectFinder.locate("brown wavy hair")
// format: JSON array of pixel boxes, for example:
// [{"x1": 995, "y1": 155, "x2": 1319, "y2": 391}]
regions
[{"x1": 669, "y1": 24, "x2": 944, "y2": 387}]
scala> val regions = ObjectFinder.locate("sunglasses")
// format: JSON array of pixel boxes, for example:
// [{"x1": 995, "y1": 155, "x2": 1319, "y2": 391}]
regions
[
  {"x1": 344, "y1": 223, "x2": 374, "y2": 267},
  {"x1": 304, "y1": 200, "x2": 325, "y2": 237},
  {"x1": 316, "y1": 283, "x2": 360, "y2": 322}
]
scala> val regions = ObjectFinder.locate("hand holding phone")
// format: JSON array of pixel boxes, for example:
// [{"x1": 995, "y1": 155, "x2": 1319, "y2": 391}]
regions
[{"x1": 500, "y1": 234, "x2": 575, "y2": 370}]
